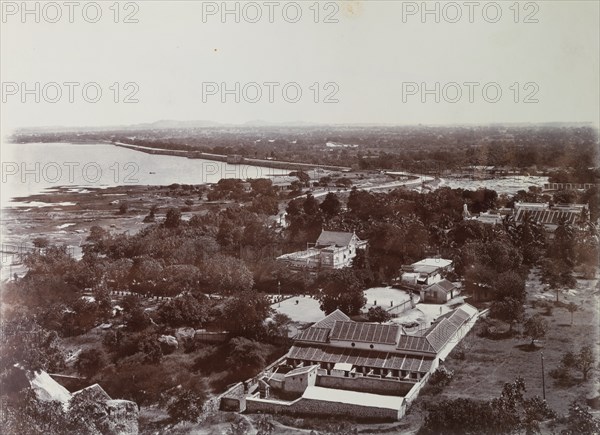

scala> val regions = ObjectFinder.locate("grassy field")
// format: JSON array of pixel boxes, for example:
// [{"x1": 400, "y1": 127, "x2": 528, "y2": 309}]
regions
[{"x1": 403, "y1": 269, "x2": 599, "y2": 432}]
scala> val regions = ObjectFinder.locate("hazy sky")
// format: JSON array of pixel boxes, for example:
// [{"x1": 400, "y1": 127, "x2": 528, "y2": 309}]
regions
[{"x1": 1, "y1": 0, "x2": 599, "y2": 130}]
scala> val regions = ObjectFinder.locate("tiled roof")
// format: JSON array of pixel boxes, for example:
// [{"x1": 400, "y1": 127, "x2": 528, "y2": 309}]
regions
[
  {"x1": 396, "y1": 335, "x2": 437, "y2": 354},
  {"x1": 437, "y1": 279, "x2": 457, "y2": 292},
  {"x1": 295, "y1": 327, "x2": 331, "y2": 344},
  {"x1": 330, "y1": 321, "x2": 400, "y2": 345},
  {"x1": 288, "y1": 344, "x2": 433, "y2": 373},
  {"x1": 424, "y1": 319, "x2": 456, "y2": 352},
  {"x1": 316, "y1": 231, "x2": 356, "y2": 248},
  {"x1": 515, "y1": 208, "x2": 580, "y2": 225},
  {"x1": 425, "y1": 279, "x2": 457, "y2": 295},
  {"x1": 312, "y1": 309, "x2": 351, "y2": 329},
  {"x1": 438, "y1": 304, "x2": 478, "y2": 328},
  {"x1": 294, "y1": 304, "x2": 478, "y2": 366},
  {"x1": 420, "y1": 304, "x2": 479, "y2": 352}
]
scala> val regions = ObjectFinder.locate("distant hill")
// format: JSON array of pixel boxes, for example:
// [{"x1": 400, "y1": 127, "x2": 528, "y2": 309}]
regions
[{"x1": 12, "y1": 120, "x2": 596, "y2": 135}]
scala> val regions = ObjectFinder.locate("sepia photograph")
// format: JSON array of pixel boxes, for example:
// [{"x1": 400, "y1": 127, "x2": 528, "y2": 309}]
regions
[{"x1": 1, "y1": 1, "x2": 599, "y2": 434}]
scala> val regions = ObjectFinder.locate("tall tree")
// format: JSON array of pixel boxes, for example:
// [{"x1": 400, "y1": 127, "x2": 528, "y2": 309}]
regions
[
  {"x1": 164, "y1": 208, "x2": 182, "y2": 229},
  {"x1": 524, "y1": 315, "x2": 548, "y2": 348},
  {"x1": 319, "y1": 192, "x2": 341, "y2": 219},
  {"x1": 318, "y1": 269, "x2": 366, "y2": 315},
  {"x1": 222, "y1": 291, "x2": 271, "y2": 338}
]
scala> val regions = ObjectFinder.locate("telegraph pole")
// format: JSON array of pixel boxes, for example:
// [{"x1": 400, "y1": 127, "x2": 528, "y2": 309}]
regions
[{"x1": 541, "y1": 352, "x2": 546, "y2": 400}]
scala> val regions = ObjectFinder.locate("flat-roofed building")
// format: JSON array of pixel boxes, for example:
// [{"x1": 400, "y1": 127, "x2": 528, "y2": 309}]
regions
[{"x1": 400, "y1": 258, "x2": 453, "y2": 286}]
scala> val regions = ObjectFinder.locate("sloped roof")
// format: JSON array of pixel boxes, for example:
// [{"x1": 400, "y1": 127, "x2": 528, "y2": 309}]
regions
[
  {"x1": 289, "y1": 344, "x2": 434, "y2": 373},
  {"x1": 396, "y1": 335, "x2": 437, "y2": 354},
  {"x1": 420, "y1": 304, "x2": 478, "y2": 352},
  {"x1": 330, "y1": 321, "x2": 400, "y2": 345},
  {"x1": 312, "y1": 309, "x2": 351, "y2": 329},
  {"x1": 295, "y1": 327, "x2": 331, "y2": 344},
  {"x1": 316, "y1": 231, "x2": 357, "y2": 248},
  {"x1": 396, "y1": 320, "x2": 455, "y2": 354},
  {"x1": 425, "y1": 279, "x2": 457, "y2": 295},
  {"x1": 29, "y1": 371, "x2": 72, "y2": 404},
  {"x1": 515, "y1": 208, "x2": 580, "y2": 225},
  {"x1": 437, "y1": 303, "x2": 478, "y2": 327},
  {"x1": 424, "y1": 318, "x2": 456, "y2": 352}
]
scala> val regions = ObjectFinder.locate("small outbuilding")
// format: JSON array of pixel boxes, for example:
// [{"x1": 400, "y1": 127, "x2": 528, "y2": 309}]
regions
[
  {"x1": 283, "y1": 365, "x2": 319, "y2": 393},
  {"x1": 420, "y1": 279, "x2": 459, "y2": 304}
]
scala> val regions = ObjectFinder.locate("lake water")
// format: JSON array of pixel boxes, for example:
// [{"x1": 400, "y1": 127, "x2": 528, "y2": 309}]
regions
[{"x1": 1, "y1": 142, "x2": 287, "y2": 207}]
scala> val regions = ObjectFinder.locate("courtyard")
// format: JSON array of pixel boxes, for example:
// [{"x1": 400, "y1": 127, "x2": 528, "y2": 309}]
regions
[
  {"x1": 271, "y1": 295, "x2": 325, "y2": 323},
  {"x1": 363, "y1": 286, "x2": 411, "y2": 309}
]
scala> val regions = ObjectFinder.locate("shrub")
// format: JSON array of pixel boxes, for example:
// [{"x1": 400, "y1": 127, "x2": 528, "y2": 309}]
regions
[
  {"x1": 226, "y1": 337, "x2": 267, "y2": 373},
  {"x1": 75, "y1": 348, "x2": 106, "y2": 378},
  {"x1": 366, "y1": 306, "x2": 392, "y2": 323},
  {"x1": 157, "y1": 294, "x2": 208, "y2": 328},
  {"x1": 429, "y1": 366, "x2": 454, "y2": 387},
  {"x1": 452, "y1": 344, "x2": 466, "y2": 360},
  {"x1": 426, "y1": 366, "x2": 455, "y2": 394},
  {"x1": 564, "y1": 401, "x2": 600, "y2": 434},
  {"x1": 162, "y1": 379, "x2": 208, "y2": 423},
  {"x1": 549, "y1": 365, "x2": 573, "y2": 387}
]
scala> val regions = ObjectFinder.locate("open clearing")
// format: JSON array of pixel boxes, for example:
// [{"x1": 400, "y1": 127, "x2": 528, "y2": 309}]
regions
[
  {"x1": 363, "y1": 286, "x2": 410, "y2": 309},
  {"x1": 271, "y1": 295, "x2": 325, "y2": 323}
]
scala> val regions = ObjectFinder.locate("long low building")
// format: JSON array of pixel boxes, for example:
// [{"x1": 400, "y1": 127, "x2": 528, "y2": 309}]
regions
[
  {"x1": 238, "y1": 304, "x2": 479, "y2": 421},
  {"x1": 514, "y1": 202, "x2": 588, "y2": 231},
  {"x1": 246, "y1": 385, "x2": 406, "y2": 421}
]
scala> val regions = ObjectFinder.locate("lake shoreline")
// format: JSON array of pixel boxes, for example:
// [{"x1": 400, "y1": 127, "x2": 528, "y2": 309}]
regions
[
  {"x1": 0, "y1": 184, "x2": 222, "y2": 280},
  {"x1": 112, "y1": 141, "x2": 352, "y2": 172}
]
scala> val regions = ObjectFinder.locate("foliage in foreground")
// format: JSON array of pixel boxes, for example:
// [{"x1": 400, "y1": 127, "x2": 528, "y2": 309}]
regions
[{"x1": 420, "y1": 377, "x2": 555, "y2": 435}]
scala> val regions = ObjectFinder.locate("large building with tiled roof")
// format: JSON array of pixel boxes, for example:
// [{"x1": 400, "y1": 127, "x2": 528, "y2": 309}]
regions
[
  {"x1": 514, "y1": 202, "x2": 587, "y2": 232},
  {"x1": 242, "y1": 304, "x2": 479, "y2": 421},
  {"x1": 311, "y1": 308, "x2": 350, "y2": 328}
]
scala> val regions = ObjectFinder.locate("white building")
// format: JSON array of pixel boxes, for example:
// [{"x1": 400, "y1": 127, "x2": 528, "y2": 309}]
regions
[
  {"x1": 400, "y1": 258, "x2": 453, "y2": 286},
  {"x1": 277, "y1": 230, "x2": 367, "y2": 270}
]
